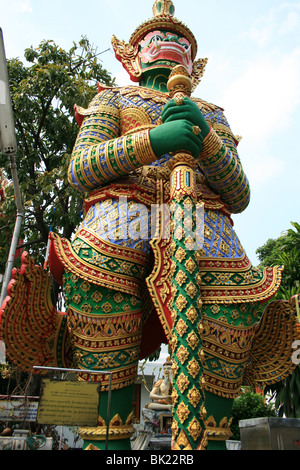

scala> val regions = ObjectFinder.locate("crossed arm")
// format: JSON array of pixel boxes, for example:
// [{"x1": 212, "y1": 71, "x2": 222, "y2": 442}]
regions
[{"x1": 68, "y1": 90, "x2": 250, "y2": 214}]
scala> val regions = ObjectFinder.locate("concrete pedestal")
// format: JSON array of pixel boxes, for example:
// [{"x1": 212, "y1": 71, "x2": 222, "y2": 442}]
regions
[{"x1": 239, "y1": 417, "x2": 300, "y2": 450}]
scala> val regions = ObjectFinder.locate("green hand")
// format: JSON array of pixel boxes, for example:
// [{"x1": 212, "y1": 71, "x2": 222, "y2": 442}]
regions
[
  {"x1": 149, "y1": 119, "x2": 204, "y2": 159},
  {"x1": 162, "y1": 97, "x2": 210, "y2": 137}
]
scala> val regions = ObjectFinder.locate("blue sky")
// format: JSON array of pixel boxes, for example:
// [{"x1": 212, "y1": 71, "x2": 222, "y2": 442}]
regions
[{"x1": 1, "y1": 0, "x2": 300, "y2": 265}]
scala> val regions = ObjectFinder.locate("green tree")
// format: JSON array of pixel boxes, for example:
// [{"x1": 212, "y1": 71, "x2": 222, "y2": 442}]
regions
[
  {"x1": 230, "y1": 390, "x2": 277, "y2": 441},
  {"x1": 256, "y1": 221, "x2": 300, "y2": 299},
  {"x1": 256, "y1": 222, "x2": 300, "y2": 417},
  {"x1": 0, "y1": 37, "x2": 114, "y2": 274}
]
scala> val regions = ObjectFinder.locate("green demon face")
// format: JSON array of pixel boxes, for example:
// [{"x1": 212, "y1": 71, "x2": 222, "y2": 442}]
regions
[{"x1": 138, "y1": 30, "x2": 193, "y2": 75}]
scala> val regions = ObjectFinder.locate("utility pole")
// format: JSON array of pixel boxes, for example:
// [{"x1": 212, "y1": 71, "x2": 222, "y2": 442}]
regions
[{"x1": 0, "y1": 28, "x2": 23, "y2": 314}]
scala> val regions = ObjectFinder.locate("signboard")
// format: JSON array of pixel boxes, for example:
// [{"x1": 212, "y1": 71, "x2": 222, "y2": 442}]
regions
[
  {"x1": 0, "y1": 28, "x2": 17, "y2": 154},
  {"x1": 0, "y1": 399, "x2": 39, "y2": 422},
  {"x1": 37, "y1": 379, "x2": 100, "y2": 427}
]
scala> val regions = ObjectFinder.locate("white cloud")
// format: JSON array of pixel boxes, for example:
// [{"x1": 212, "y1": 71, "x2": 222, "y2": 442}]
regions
[
  {"x1": 220, "y1": 48, "x2": 300, "y2": 141},
  {"x1": 244, "y1": 152, "x2": 285, "y2": 187},
  {"x1": 11, "y1": 0, "x2": 33, "y2": 13},
  {"x1": 114, "y1": 68, "x2": 135, "y2": 87},
  {"x1": 244, "y1": 2, "x2": 300, "y2": 46},
  {"x1": 279, "y1": 10, "x2": 300, "y2": 34}
]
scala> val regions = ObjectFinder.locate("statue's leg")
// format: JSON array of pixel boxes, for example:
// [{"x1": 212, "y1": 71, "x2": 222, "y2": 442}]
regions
[
  {"x1": 200, "y1": 302, "x2": 260, "y2": 450},
  {"x1": 204, "y1": 393, "x2": 234, "y2": 450},
  {"x1": 63, "y1": 275, "x2": 145, "y2": 450},
  {"x1": 57, "y1": 196, "x2": 153, "y2": 450}
]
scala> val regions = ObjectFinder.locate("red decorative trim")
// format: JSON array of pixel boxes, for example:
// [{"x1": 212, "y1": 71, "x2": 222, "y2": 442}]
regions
[
  {"x1": 74, "y1": 104, "x2": 84, "y2": 127},
  {"x1": 199, "y1": 255, "x2": 283, "y2": 304},
  {"x1": 147, "y1": 244, "x2": 283, "y2": 346},
  {"x1": 77, "y1": 365, "x2": 139, "y2": 389},
  {"x1": 0, "y1": 252, "x2": 72, "y2": 373},
  {"x1": 48, "y1": 231, "x2": 148, "y2": 296},
  {"x1": 84, "y1": 182, "x2": 157, "y2": 213}
]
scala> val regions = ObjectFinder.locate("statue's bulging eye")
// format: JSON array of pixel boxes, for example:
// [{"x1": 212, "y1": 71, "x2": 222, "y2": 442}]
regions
[{"x1": 149, "y1": 35, "x2": 163, "y2": 45}]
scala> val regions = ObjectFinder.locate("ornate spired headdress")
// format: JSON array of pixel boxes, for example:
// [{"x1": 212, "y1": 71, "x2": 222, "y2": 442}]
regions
[
  {"x1": 130, "y1": 0, "x2": 198, "y2": 61},
  {"x1": 111, "y1": 0, "x2": 207, "y2": 90}
]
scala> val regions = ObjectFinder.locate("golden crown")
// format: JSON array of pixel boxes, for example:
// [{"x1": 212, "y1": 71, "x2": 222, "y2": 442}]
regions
[
  {"x1": 111, "y1": 0, "x2": 207, "y2": 89},
  {"x1": 129, "y1": 0, "x2": 197, "y2": 60}
]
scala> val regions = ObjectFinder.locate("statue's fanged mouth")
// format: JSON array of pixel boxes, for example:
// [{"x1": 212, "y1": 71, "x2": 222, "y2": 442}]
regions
[{"x1": 139, "y1": 39, "x2": 193, "y2": 74}]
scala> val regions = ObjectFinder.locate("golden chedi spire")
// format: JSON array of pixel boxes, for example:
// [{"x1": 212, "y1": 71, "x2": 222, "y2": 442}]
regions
[{"x1": 152, "y1": 0, "x2": 175, "y2": 17}]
